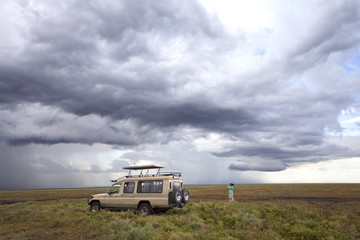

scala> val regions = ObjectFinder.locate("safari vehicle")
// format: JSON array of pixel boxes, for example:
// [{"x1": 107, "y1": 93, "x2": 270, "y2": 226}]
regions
[{"x1": 88, "y1": 165, "x2": 190, "y2": 215}]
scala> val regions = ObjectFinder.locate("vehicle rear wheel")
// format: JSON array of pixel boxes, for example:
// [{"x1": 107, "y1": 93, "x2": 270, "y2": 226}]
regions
[
  {"x1": 182, "y1": 188, "x2": 190, "y2": 203},
  {"x1": 90, "y1": 202, "x2": 100, "y2": 212},
  {"x1": 171, "y1": 190, "x2": 182, "y2": 204},
  {"x1": 139, "y1": 203, "x2": 152, "y2": 216}
]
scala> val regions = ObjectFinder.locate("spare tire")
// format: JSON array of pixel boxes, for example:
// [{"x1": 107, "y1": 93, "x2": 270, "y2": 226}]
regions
[
  {"x1": 170, "y1": 190, "x2": 182, "y2": 204},
  {"x1": 181, "y1": 188, "x2": 190, "y2": 203}
]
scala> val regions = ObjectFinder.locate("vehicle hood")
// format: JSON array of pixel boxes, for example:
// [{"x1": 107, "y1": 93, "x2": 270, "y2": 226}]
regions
[{"x1": 92, "y1": 193, "x2": 108, "y2": 198}]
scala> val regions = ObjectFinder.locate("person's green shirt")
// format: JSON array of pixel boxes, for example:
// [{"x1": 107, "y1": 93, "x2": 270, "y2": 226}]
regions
[{"x1": 227, "y1": 186, "x2": 234, "y2": 194}]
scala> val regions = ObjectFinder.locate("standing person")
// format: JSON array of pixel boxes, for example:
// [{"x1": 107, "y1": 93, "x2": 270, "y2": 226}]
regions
[{"x1": 227, "y1": 183, "x2": 234, "y2": 202}]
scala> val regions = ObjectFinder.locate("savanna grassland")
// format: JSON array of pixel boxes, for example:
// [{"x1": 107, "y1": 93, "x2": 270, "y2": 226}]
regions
[{"x1": 0, "y1": 184, "x2": 359, "y2": 240}]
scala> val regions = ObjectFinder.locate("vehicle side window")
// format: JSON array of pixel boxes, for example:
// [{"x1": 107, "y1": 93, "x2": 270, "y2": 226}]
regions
[
  {"x1": 151, "y1": 180, "x2": 163, "y2": 193},
  {"x1": 137, "y1": 180, "x2": 163, "y2": 193},
  {"x1": 124, "y1": 182, "x2": 135, "y2": 193},
  {"x1": 109, "y1": 184, "x2": 120, "y2": 194},
  {"x1": 138, "y1": 181, "x2": 150, "y2": 193}
]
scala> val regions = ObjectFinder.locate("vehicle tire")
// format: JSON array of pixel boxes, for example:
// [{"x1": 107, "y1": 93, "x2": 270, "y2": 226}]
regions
[
  {"x1": 90, "y1": 202, "x2": 101, "y2": 212},
  {"x1": 181, "y1": 188, "x2": 190, "y2": 203},
  {"x1": 138, "y1": 203, "x2": 152, "y2": 216},
  {"x1": 171, "y1": 190, "x2": 182, "y2": 204}
]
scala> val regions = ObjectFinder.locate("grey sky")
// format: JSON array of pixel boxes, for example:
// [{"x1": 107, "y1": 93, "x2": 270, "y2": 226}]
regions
[{"x1": 0, "y1": 0, "x2": 360, "y2": 189}]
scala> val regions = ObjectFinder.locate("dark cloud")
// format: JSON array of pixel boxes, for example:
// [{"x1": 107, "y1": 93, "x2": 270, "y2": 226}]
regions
[
  {"x1": 0, "y1": 146, "x2": 37, "y2": 190},
  {"x1": 0, "y1": 0, "x2": 360, "y2": 189},
  {"x1": 0, "y1": 143, "x2": 87, "y2": 189},
  {"x1": 87, "y1": 165, "x2": 103, "y2": 174},
  {"x1": 288, "y1": 1, "x2": 360, "y2": 61},
  {"x1": 229, "y1": 160, "x2": 288, "y2": 172}
]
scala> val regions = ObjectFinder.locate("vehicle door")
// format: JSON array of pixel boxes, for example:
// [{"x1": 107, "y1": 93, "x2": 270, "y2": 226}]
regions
[
  {"x1": 101, "y1": 184, "x2": 121, "y2": 208},
  {"x1": 120, "y1": 182, "x2": 136, "y2": 208},
  {"x1": 137, "y1": 180, "x2": 166, "y2": 207}
]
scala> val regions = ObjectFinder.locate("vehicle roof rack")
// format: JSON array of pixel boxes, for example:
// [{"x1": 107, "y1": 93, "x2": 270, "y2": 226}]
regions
[
  {"x1": 123, "y1": 165, "x2": 164, "y2": 178},
  {"x1": 158, "y1": 172, "x2": 181, "y2": 177},
  {"x1": 122, "y1": 165, "x2": 164, "y2": 170},
  {"x1": 110, "y1": 165, "x2": 181, "y2": 182}
]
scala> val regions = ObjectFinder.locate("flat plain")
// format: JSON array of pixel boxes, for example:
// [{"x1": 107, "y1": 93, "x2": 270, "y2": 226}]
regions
[{"x1": 0, "y1": 184, "x2": 359, "y2": 239}]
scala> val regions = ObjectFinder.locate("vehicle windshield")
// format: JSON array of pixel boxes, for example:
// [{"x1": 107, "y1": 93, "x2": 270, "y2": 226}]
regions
[{"x1": 108, "y1": 184, "x2": 120, "y2": 194}]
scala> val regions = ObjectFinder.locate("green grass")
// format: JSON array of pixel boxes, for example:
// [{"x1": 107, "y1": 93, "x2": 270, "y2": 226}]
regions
[
  {"x1": 1, "y1": 184, "x2": 360, "y2": 239},
  {"x1": 0, "y1": 188, "x2": 106, "y2": 204},
  {"x1": 189, "y1": 184, "x2": 360, "y2": 202}
]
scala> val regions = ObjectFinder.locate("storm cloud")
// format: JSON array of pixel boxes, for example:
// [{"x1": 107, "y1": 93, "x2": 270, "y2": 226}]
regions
[
  {"x1": 0, "y1": 0, "x2": 360, "y2": 188},
  {"x1": 229, "y1": 159, "x2": 289, "y2": 172}
]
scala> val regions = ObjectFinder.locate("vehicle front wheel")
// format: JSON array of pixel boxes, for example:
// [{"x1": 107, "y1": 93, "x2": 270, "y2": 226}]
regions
[
  {"x1": 90, "y1": 202, "x2": 101, "y2": 212},
  {"x1": 138, "y1": 203, "x2": 152, "y2": 216}
]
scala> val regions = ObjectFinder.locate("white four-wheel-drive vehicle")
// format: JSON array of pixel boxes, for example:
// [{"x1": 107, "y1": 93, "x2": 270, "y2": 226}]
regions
[{"x1": 88, "y1": 165, "x2": 190, "y2": 215}]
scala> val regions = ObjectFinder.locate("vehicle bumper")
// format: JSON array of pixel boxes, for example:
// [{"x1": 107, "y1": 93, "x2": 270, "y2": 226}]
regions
[{"x1": 87, "y1": 196, "x2": 93, "y2": 205}]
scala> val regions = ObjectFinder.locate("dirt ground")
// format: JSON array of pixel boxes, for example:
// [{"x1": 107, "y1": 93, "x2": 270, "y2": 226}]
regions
[{"x1": 1, "y1": 184, "x2": 359, "y2": 205}]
